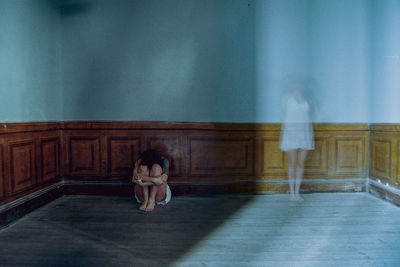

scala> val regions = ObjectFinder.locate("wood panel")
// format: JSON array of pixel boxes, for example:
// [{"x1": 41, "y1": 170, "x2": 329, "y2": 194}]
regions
[
  {"x1": 9, "y1": 141, "x2": 37, "y2": 194},
  {"x1": 107, "y1": 137, "x2": 141, "y2": 178},
  {"x1": 398, "y1": 141, "x2": 400, "y2": 184},
  {"x1": 146, "y1": 136, "x2": 182, "y2": 177},
  {"x1": 41, "y1": 137, "x2": 60, "y2": 182},
  {"x1": 333, "y1": 136, "x2": 366, "y2": 176},
  {"x1": 371, "y1": 138, "x2": 392, "y2": 179},
  {"x1": 260, "y1": 137, "x2": 286, "y2": 177},
  {"x1": 369, "y1": 126, "x2": 400, "y2": 190},
  {"x1": 68, "y1": 136, "x2": 101, "y2": 177},
  {"x1": 0, "y1": 123, "x2": 62, "y2": 207},
  {"x1": 304, "y1": 137, "x2": 329, "y2": 176},
  {"x1": 0, "y1": 144, "x2": 4, "y2": 200},
  {"x1": 188, "y1": 137, "x2": 254, "y2": 177},
  {"x1": 369, "y1": 131, "x2": 400, "y2": 207}
]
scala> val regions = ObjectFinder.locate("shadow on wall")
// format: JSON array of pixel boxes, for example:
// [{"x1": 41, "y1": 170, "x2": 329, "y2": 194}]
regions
[{"x1": 48, "y1": 0, "x2": 93, "y2": 15}]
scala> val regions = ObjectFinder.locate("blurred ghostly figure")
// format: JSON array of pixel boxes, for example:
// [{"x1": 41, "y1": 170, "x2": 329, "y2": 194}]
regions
[{"x1": 280, "y1": 81, "x2": 315, "y2": 201}]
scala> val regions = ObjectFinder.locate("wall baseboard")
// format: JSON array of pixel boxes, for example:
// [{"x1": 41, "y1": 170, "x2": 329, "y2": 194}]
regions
[
  {"x1": 368, "y1": 179, "x2": 400, "y2": 207},
  {"x1": 63, "y1": 178, "x2": 366, "y2": 195},
  {"x1": 0, "y1": 182, "x2": 63, "y2": 226}
]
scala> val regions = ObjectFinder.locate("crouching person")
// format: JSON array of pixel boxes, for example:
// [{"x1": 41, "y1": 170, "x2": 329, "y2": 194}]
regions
[{"x1": 132, "y1": 149, "x2": 171, "y2": 212}]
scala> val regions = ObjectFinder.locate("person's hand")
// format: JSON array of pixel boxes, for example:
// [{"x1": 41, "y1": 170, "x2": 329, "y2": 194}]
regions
[
  {"x1": 133, "y1": 178, "x2": 143, "y2": 185},
  {"x1": 136, "y1": 179, "x2": 146, "y2": 186},
  {"x1": 132, "y1": 170, "x2": 140, "y2": 181}
]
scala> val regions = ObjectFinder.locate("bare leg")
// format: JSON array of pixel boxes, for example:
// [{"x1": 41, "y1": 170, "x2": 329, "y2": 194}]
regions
[
  {"x1": 137, "y1": 165, "x2": 150, "y2": 211},
  {"x1": 288, "y1": 150, "x2": 297, "y2": 201},
  {"x1": 146, "y1": 186, "x2": 159, "y2": 212},
  {"x1": 145, "y1": 164, "x2": 164, "y2": 212},
  {"x1": 139, "y1": 186, "x2": 149, "y2": 211},
  {"x1": 295, "y1": 149, "x2": 308, "y2": 201}
]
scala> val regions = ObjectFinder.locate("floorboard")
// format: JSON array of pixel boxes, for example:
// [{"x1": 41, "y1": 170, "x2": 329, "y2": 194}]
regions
[{"x1": 0, "y1": 193, "x2": 399, "y2": 266}]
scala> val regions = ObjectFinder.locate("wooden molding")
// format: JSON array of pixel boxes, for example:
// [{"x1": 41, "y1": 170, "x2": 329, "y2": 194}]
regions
[
  {"x1": 370, "y1": 124, "x2": 400, "y2": 132},
  {"x1": 3, "y1": 120, "x2": 399, "y2": 208},
  {"x1": 107, "y1": 136, "x2": 141, "y2": 178},
  {"x1": 9, "y1": 140, "x2": 37, "y2": 194},
  {"x1": 188, "y1": 136, "x2": 254, "y2": 177},
  {"x1": 0, "y1": 144, "x2": 4, "y2": 201},
  {"x1": 0, "y1": 122, "x2": 60, "y2": 134},
  {"x1": 67, "y1": 136, "x2": 101, "y2": 177},
  {"x1": 40, "y1": 137, "x2": 61, "y2": 182},
  {"x1": 2, "y1": 121, "x2": 400, "y2": 214}
]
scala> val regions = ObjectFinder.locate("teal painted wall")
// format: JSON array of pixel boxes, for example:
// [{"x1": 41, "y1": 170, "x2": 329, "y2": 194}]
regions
[
  {"x1": 0, "y1": 0, "x2": 62, "y2": 122},
  {"x1": 370, "y1": 0, "x2": 400, "y2": 123},
  {"x1": 255, "y1": 0, "x2": 371, "y2": 122},
  {"x1": 61, "y1": 0, "x2": 256, "y2": 122},
  {"x1": 1, "y1": 0, "x2": 399, "y2": 123}
]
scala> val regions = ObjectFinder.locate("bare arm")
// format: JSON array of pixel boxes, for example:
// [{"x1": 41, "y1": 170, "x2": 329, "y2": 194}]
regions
[
  {"x1": 131, "y1": 159, "x2": 141, "y2": 182},
  {"x1": 138, "y1": 173, "x2": 167, "y2": 185},
  {"x1": 134, "y1": 179, "x2": 153, "y2": 187}
]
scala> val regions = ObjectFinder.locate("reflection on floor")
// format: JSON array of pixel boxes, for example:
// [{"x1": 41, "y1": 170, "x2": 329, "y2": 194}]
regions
[{"x1": 0, "y1": 193, "x2": 399, "y2": 266}]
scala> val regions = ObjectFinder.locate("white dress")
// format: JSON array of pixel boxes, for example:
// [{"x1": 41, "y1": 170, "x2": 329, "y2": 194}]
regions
[{"x1": 279, "y1": 95, "x2": 314, "y2": 151}]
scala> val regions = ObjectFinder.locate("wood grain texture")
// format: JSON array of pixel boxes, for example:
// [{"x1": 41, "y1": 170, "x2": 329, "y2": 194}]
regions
[
  {"x1": 67, "y1": 136, "x2": 101, "y2": 177},
  {"x1": 0, "y1": 123, "x2": 62, "y2": 206},
  {"x1": 256, "y1": 130, "x2": 367, "y2": 180},
  {"x1": 9, "y1": 140, "x2": 37, "y2": 194},
  {"x1": 3, "y1": 121, "x2": 400, "y2": 218},
  {"x1": 40, "y1": 137, "x2": 60, "y2": 182},
  {"x1": 62, "y1": 122, "x2": 369, "y2": 188},
  {"x1": 0, "y1": 144, "x2": 4, "y2": 201},
  {"x1": 305, "y1": 137, "x2": 329, "y2": 176},
  {"x1": 333, "y1": 134, "x2": 368, "y2": 177},
  {"x1": 0, "y1": 121, "x2": 381, "y2": 208},
  {"x1": 188, "y1": 136, "x2": 254, "y2": 177},
  {"x1": 1, "y1": 194, "x2": 399, "y2": 266},
  {"x1": 370, "y1": 126, "x2": 400, "y2": 190},
  {"x1": 107, "y1": 136, "x2": 141, "y2": 178}
]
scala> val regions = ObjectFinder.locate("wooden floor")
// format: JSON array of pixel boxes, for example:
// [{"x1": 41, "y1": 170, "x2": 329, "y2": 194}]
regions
[{"x1": 0, "y1": 193, "x2": 400, "y2": 267}]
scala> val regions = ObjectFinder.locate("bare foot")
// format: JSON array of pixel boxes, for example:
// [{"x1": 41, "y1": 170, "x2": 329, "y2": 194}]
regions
[
  {"x1": 139, "y1": 202, "x2": 147, "y2": 211},
  {"x1": 295, "y1": 195, "x2": 304, "y2": 202},
  {"x1": 145, "y1": 201, "x2": 155, "y2": 212},
  {"x1": 289, "y1": 194, "x2": 297, "y2": 201}
]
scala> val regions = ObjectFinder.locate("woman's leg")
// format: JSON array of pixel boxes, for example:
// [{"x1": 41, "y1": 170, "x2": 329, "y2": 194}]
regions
[
  {"x1": 146, "y1": 164, "x2": 167, "y2": 211},
  {"x1": 287, "y1": 150, "x2": 297, "y2": 200},
  {"x1": 136, "y1": 165, "x2": 150, "y2": 211},
  {"x1": 295, "y1": 149, "x2": 308, "y2": 201}
]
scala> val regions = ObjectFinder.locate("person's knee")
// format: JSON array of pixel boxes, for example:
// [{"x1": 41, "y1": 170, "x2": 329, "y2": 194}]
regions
[
  {"x1": 150, "y1": 164, "x2": 163, "y2": 177},
  {"x1": 288, "y1": 159, "x2": 297, "y2": 169},
  {"x1": 296, "y1": 162, "x2": 304, "y2": 170},
  {"x1": 139, "y1": 165, "x2": 150, "y2": 176}
]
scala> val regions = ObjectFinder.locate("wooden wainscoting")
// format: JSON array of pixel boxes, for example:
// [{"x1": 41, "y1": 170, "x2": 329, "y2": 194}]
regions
[
  {"x1": 61, "y1": 122, "x2": 368, "y2": 195},
  {"x1": 369, "y1": 124, "x2": 400, "y2": 205},
  {"x1": 256, "y1": 124, "x2": 368, "y2": 179},
  {"x1": 6, "y1": 121, "x2": 400, "y2": 223},
  {"x1": 0, "y1": 122, "x2": 63, "y2": 224},
  {"x1": 0, "y1": 142, "x2": 5, "y2": 202},
  {"x1": 0, "y1": 122, "x2": 62, "y2": 205}
]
